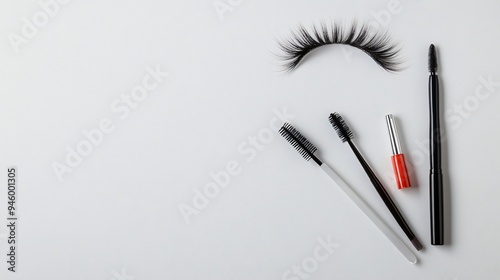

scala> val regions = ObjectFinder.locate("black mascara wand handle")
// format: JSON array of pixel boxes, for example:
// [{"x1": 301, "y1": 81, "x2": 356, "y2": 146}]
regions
[
  {"x1": 429, "y1": 73, "x2": 444, "y2": 245},
  {"x1": 347, "y1": 140, "x2": 422, "y2": 250}
]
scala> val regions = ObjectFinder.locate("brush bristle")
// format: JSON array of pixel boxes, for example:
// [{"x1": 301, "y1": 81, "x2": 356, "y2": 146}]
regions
[
  {"x1": 328, "y1": 113, "x2": 353, "y2": 143},
  {"x1": 428, "y1": 44, "x2": 437, "y2": 72},
  {"x1": 279, "y1": 123, "x2": 318, "y2": 161}
]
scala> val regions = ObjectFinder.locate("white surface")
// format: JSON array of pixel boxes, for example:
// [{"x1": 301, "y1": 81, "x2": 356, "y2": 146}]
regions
[
  {"x1": 1, "y1": 0, "x2": 499, "y2": 279},
  {"x1": 320, "y1": 163, "x2": 417, "y2": 263}
]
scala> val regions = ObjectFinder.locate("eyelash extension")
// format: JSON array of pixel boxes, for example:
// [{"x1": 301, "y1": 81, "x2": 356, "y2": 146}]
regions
[{"x1": 277, "y1": 21, "x2": 403, "y2": 73}]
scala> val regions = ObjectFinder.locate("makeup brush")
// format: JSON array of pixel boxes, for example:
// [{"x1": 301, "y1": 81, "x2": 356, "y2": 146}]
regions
[
  {"x1": 279, "y1": 123, "x2": 417, "y2": 263},
  {"x1": 328, "y1": 113, "x2": 423, "y2": 251}
]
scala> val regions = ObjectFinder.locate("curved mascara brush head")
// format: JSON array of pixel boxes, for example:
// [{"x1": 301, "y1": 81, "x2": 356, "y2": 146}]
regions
[
  {"x1": 278, "y1": 21, "x2": 403, "y2": 73},
  {"x1": 328, "y1": 113, "x2": 354, "y2": 143}
]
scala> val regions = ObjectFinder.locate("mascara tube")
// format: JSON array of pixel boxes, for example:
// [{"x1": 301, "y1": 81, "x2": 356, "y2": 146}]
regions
[{"x1": 386, "y1": 114, "x2": 411, "y2": 189}]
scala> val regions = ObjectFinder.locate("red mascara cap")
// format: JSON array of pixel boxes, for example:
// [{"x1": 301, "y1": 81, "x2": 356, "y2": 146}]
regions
[
  {"x1": 386, "y1": 115, "x2": 411, "y2": 189},
  {"x1": 391, "y1": 154, "x2": 411, "y2": 189}
]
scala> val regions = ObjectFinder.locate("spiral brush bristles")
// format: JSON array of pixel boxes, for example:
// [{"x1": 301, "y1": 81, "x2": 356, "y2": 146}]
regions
[
  {"x1": 279, "y1": 123, "x2": 319, "y2": 162},
  {"x1": 328, "y1": 113, "x2": 354, "y2": 143},
  {"x1": 428, "y1": 44, "x2": 437, "y2": 73}
]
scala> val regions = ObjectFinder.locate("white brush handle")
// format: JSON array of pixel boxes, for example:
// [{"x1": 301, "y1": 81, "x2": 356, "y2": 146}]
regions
[{"x1": 320, "y1": 163, "x2": 417, "y2": 264}]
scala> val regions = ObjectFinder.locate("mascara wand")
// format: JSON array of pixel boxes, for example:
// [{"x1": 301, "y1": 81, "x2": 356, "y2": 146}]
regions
[
  {"x1": 279, "y1": 123, "x2": 417, "y2": 263},
  {"x1": 328, "y1": 113, "x2": 423, "y2": 251},
  {"x1": 428, "y1": 44, "x2": 444, "y2": 245}
]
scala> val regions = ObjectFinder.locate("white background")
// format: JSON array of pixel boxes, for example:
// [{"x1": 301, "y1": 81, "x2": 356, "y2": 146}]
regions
[{"x1": 1, "y1": 0, "x2": 499, "y2": 279}]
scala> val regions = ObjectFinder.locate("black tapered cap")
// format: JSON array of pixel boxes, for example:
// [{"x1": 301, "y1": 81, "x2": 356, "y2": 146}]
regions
[{"x1": 428, "y1": 44, "x2": 437, "y2": 72}]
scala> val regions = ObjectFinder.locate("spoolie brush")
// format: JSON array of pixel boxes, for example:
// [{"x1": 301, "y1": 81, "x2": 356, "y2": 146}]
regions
[
  {"x1": 279, "y1": 123, "x2": 417, "y2": 263},
  {"x1": 328, "y1": 113, "x2": 423, "y2": 251}
]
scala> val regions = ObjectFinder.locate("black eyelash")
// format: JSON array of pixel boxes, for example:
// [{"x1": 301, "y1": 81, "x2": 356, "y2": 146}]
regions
[{"x1": 277, "y1": 21, "x2": 403, "y2": 73}]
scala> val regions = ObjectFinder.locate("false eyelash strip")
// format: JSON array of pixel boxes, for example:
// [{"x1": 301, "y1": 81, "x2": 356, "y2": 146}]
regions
[{"x1": 277, "y1": 21, "x2": 403, "y2": 73}]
